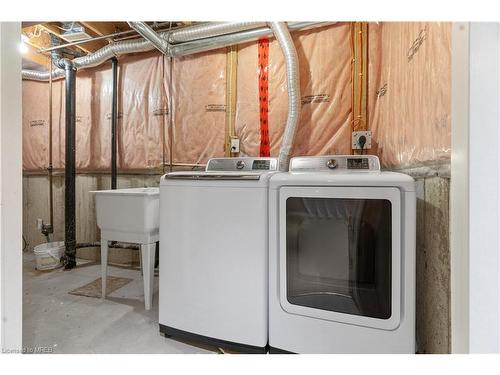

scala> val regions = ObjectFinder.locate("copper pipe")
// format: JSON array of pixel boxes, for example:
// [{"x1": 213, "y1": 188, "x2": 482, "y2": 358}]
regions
[
  {"x1": 161, "y1": 57, "x2": 166, "y2": 174},
  {"x1": 358, "y1": 24, "x2": 363, "y2": 128},
  {"x1": 350, "y1": 22, "x2": 355, "y2": 148},
  {"x1": 350, "y1": 22, "x2": 368, "y2": 155},
  {"x1": 357, "y1": 24, "x2": 363, "y2": 129},
  {"x1": 168, "y1": 56, "x2": 174, "y2": 172},
  {"x1": 225, "y1": 45, "x2": 238, "y2": 157},
  {"x1": 361, "y1": 23, "x2": 368, "y2": 133}
]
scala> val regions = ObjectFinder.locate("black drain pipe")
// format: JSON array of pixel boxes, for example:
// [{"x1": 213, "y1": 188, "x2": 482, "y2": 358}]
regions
[
  {"x1": 62, "y1": 59, "x2": 77, "y2": 269},
  {"x1": 111, "y1": 57, "x2": 118, "y2": 189}
]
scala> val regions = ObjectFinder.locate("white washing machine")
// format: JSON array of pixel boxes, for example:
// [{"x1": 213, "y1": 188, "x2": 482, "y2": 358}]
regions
[
  {"x1": 159, "y1": 157, "x2": 278, "y2": 353},
  {"x1": 268, "y1": 155, "x2": 416, "y2": 353}
]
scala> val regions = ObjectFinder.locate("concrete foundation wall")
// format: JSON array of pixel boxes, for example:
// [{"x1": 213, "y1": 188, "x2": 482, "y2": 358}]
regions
[
  {"x1": 415, "y1": 175, "x2": 451, "y2": 353},
  {"x1": 22, "y1": 170, "x2": 451, "y2": 353}
]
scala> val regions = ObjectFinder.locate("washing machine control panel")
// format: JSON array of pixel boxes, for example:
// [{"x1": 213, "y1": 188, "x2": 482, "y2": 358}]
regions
[
  {"x1": 206, "y1": 157, "x2": 278, "y2": 172},
  {"x1": 289, "y1": 155, "x2": 380, "y2": 172},
  {"x1": 346, "y1": 157, "x2": 370, "y2": 170},
  {"x1": 252, "y1": 160, "x2": 271, "y2": 170}
]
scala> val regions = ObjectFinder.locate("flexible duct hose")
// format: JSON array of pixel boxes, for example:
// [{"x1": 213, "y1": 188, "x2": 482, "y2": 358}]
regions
[
  {"x1": 22, "y1": 22, "x2": 327, "y2": 82},
  {"x1": 167, "y1": 22, "x2": 266, "y2": 43},
  {"x1": 23, "y1": 36, "x2": 154, "y2": 81},
  {"x1": 269, "y1": 22, "x2": 301, "y2": 171},
  {"x1": 128, "y1": 22, "x2": 170, "y2": 54}
]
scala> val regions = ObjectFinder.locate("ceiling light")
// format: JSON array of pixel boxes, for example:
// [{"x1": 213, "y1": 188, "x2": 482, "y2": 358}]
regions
[{"x1": 19, "y1": 42, "x2": 28, "y2": 54}]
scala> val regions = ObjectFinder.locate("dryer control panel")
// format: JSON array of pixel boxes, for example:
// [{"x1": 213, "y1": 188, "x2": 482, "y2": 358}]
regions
[
  {"x1": 289, "y1": 155, "x2": 380, "y2": 172},
  {"x1": 206, "y1": 157, "x2": 278, "y2": 172}
]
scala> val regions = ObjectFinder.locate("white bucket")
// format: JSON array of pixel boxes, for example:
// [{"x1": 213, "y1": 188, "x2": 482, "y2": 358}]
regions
[{"x1": 33, "y1": 241, "x2": 65, "y2": 271}]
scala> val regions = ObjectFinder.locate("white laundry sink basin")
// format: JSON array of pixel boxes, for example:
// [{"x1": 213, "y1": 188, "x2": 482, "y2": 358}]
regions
[{"x1": 91, "y1": 187, "x2": 160, "y2": 244}]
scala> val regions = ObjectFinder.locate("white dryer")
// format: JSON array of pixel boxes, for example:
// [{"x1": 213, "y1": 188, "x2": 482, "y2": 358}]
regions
[
  {"x1": 159, "y1": 157, "x2": 278, "y2": 353},
  {"x1": 268, "y1": 155, "x2": 416, "y2": 353}
]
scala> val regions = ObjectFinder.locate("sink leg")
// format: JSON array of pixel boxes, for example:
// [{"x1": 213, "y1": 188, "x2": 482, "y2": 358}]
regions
[
  {"x1": 139, "y1": 247, "x2": 143, "y2": 276},
  {"x1": 101, "y1": 238, "x2": 108, "y2": 298},
  {"x1": 141, "y1": 243, "x2": 155, "y2": 310}
]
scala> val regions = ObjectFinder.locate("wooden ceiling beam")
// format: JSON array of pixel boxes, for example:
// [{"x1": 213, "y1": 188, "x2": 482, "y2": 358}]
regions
[
  {"x1": 22, "y1": 25, "x2": 86, "y2": 57},
  {"x1": 39, "y1": 22, "x2": 107, "y2": 54},
  {"x1": 38, "y1": 23, "x2": 90, "y2": 54},
  {"x1": 22, "y1": 25, "x2": 51, "y2": 50},
  {"x1": 80, "y1": 22, "x2": 130, "y2": 43}
]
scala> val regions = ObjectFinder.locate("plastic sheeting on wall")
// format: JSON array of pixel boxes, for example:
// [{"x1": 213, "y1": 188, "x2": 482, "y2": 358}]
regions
[
  {"x1": 23, "y1": 80, "x2": 48, "y2": 170},
  {"x1": 22, "y1": 51, "x2": 169, "y2": 171},
  {"x1": 22, "y1": 22, "x2": 451, "y2": 172},
  {"x1": 115, "y1": 52, "x2": 168, "y2": 170},
  {"x1": 367, "y1": 22, "x2": 451, "y2": 168},
  {"x1": 171, "y1": 49, "x2": 226, "y2": 164},
  {"x1": 22, "y1": 79, "x2": 64, "y2": 171},
  {"x1": 23, "y1": 24, "x2": 352, "y2": 172},
  {"x1": 235, "y1": 23, "x2": 353, "y2": 158}
]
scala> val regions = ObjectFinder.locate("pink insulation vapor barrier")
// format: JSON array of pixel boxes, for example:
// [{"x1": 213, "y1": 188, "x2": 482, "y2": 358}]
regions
[
  {"x1": 171, "y1": 49, "x2": 227, "y2": 165},
  {"x1": 235, "y1": 23, "x2": 353, "y2": 159},
  {"x1": 22, "y1": 22, "x2": 451, "y2": 172},
  {"x1": 23, "y1": 51, "x2": 169, "y2": 171},
  {"x1": 366, "y1": 22, "x2": 451, "y2": 168}
]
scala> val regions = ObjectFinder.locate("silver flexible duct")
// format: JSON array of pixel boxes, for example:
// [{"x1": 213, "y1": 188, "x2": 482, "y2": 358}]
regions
[
  {"x1": 23, "y1": 21, "x2": 328, "y2": 81},
  {"x1": 128, "y1": 22, "x2": 169, "y2": 54},
  {"x1": 22, "y1": 68, "x2": 63, "y2": 81},
  {"x1": 167, "y1": 22, "x2": 266, "y2": 43},
  {"x1": 171, "y1": 21, "x2": 333, "y2": 56},
  {"x1": 269, "y1": 22, "x2": 301, "y2": 172},
  {"x1": 23, "y1": 37, "x2": 156, "y2": 81},
  {"x1": 72, "y1": 38, "x2": 152, "y2": 69}
]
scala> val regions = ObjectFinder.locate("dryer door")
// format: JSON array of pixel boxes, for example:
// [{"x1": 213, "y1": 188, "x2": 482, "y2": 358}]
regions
[{"x1": 278, "y1": 186, "x2": 401, "y2": 330}]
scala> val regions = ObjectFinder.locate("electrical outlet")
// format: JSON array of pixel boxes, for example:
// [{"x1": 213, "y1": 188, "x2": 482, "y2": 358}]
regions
[
  {"x1": 352, "y1": 130, "x2": 372, "y2": 150},
  {"x1": 37, "y1": 218, "x2": 43, "y2": 230},
  {"x1": 230, "y1": 137, "x2": 240, "y2": 153}
]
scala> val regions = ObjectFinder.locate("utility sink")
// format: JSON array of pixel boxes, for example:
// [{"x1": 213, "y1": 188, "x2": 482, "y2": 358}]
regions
[{"x1": 91, "y1": 187, "x2": 160, "y2": 244}]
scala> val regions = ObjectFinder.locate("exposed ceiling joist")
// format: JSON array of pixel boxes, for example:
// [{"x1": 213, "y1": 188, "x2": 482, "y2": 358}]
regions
[
  {"x1": 22, "y1": 24, "x2": 85, "y2": 58},
  {"x1": 21, "y1": 21, "x2": 191, "y2": 65},
  {"x1": 22, "y1": 25, "x2": 51, "y2": 50},
  {"x1": 39, "y1": 23, "x2": 107, "y2": 54},
  {"x1": 80, "y1": 22, "x2": 130, "y2": 43}
]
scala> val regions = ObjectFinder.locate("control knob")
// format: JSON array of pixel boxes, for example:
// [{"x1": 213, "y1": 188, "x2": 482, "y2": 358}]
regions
[{"x1": 327, "y1": 159, "x2": 338, "y2": 169}]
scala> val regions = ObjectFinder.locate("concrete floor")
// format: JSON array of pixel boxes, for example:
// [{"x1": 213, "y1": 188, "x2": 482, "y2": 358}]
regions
[{"x1": 23, "y1": 253, "x2": 214, "y2": 354}]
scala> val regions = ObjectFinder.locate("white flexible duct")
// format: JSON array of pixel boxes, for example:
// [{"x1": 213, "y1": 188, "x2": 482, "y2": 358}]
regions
[{"x1": 269, "y1": 22, "x2": 301, "y2": 172}]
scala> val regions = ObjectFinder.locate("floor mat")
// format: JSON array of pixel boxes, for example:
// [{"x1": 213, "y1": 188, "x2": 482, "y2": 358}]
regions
[{"x1": 69, "y1": 276, "x2": 132, "y2": 298}]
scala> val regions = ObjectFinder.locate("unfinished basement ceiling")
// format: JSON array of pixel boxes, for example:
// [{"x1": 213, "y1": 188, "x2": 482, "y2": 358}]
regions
[{"x1": 20, "y1": 22, "x2": 188, "y2": 69}]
